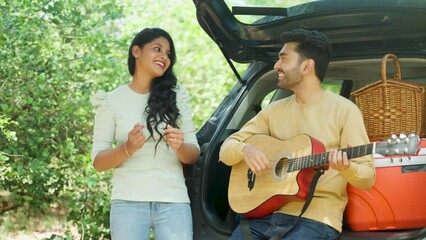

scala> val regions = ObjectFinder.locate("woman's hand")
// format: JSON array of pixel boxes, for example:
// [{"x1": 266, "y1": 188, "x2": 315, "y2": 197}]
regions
[
  {"x1": 126, "y1": 123, "x2": 146, "y2": 155},
  {"x1": 163, "y1": 124, "x2": 184, "y2": 152}
]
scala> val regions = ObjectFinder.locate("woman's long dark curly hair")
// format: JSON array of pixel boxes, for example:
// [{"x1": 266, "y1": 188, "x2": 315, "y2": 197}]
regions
[{"x1": 127, "y1": 28, "x2": 180, "y2": 150}]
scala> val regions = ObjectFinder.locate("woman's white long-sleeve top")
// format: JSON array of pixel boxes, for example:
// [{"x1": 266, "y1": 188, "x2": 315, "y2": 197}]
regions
[{"x1": 91, "y1": 84, "x2": 199, "y2": 203}]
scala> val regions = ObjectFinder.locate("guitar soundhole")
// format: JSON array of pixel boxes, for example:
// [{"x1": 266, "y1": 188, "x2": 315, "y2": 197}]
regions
[{"x1": 275, "y1": 157, "x2": 290, "y2": 178}]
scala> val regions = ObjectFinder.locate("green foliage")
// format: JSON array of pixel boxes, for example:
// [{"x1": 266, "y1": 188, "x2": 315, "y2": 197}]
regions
[
  {"x1": 1, "y1": 0, "x2": 240, "y2": 239},
  {"x1": 0, "y1": 116, "x2": 17, "y2": 142},
  {"x1": 1, "y1": 0, "x2": 124, "y2": 238}
]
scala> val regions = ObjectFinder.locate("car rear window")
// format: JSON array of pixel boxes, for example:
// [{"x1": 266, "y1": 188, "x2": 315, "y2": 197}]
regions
[{"x1": 224, "y1": 0, "x2": 315, "y2": 23}]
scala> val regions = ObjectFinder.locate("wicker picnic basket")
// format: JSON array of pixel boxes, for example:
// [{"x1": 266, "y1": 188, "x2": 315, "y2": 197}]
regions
[
  {"x1": 351, "y1": 54, "x2": 423, "y2": 140},
  {"x1": 416, "y1": 83, "x2": 426, "y2": 137}
]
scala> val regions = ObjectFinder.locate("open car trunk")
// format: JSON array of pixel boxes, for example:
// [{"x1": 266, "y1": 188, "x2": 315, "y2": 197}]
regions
[{"x1": 188, "y1": 0, "x2": 426, "y2": 239}]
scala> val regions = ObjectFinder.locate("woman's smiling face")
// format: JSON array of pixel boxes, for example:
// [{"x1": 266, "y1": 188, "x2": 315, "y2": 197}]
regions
[{"x1": 137, "y1": 36, "x2": 171, "y2": 78}]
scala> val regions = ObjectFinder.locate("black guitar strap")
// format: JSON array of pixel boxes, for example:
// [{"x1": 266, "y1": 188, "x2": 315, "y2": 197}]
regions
[
  {"x1": 239, "y1": 166, "x2": 326, "y2": 240},
  {"x1": 269, "y1": 166, "x2": 325, "y2": 240}
]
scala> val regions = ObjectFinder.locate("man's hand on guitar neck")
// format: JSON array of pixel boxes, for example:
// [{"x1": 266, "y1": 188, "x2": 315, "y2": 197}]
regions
[
  {"x1": 241, "y1": 144, "x2": 271, "y2": 174},
  {"x1": 328, "y1": 149, "x2": 351, "y2": 171}
]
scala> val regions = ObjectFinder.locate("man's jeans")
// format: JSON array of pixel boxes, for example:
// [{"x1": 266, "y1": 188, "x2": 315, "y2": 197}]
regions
[{"x1": 230, "y1": 213, "x2": 340, "y2": 240}]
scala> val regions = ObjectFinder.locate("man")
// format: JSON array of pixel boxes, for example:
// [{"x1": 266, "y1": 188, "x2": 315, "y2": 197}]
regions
[{"x1": 219, "y1": 29, "x2": 375, "y2": 239}]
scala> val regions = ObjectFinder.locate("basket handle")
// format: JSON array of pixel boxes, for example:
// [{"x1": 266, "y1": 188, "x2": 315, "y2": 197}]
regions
[{"x1": 381, "y1": 53, "x2": 402, "y2": 84}]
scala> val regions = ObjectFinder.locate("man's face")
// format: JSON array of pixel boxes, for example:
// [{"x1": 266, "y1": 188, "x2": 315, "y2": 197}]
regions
[{"x1": 273, "y1": 42, "x2": 304, "y2": 90}]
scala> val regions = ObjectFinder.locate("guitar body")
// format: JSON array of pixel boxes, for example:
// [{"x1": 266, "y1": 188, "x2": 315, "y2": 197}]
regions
[
  {"x1": 228, "y1": 134, "x2": 326, "y2": 218},
  {"x1": 228, "y1": 133, "x2": 419, "y2": 218}
]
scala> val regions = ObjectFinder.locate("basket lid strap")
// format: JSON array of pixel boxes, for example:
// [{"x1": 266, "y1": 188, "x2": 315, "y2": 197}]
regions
[{"x1": 381, "y1": 53, "x2": 402, "y2": 84}]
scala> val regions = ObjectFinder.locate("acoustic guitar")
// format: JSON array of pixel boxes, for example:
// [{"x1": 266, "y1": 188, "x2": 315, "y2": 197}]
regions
[{"x1": 228, "y1": 133, "x2": 419, "y2": 218}]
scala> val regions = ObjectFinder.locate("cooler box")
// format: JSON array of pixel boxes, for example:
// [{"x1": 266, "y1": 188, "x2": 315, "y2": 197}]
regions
[{"x1": 344, "y1": 139, "x2": 426, "y2": 231}]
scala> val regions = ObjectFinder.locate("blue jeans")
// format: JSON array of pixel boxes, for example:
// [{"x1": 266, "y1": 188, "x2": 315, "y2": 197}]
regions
[
  {"x1": 230, "y1": 213, "x2": 340, "y2": 240},
  {"x1": 110, "y1": 200, "x2": 193, "y2": 240}
]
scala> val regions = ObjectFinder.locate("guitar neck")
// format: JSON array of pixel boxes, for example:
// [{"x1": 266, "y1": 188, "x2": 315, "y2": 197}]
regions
[{"x1": 288, "y1": 143, "x2": 376, "y2": 172}]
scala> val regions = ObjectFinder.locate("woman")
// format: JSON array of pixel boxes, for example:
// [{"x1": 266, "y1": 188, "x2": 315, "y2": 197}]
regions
[{"x1": 91, "y1": 28, "x2": 200, "y2": 240}]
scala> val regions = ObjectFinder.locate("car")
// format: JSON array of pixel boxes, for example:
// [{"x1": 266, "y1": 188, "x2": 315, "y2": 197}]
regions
[{"x1": 187, "y1": 0, "x2": 426, "y2": 239}]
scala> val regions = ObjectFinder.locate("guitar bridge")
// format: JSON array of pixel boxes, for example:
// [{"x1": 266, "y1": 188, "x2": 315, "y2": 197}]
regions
[{"x1": 247, "y1": 169, "x2": 255, "y2": 191}]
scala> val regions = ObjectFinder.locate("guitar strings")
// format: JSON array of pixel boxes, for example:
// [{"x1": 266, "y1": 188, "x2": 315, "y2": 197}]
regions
[{"x1": 276, "y1": 144, "x2": 375, "y2": 172}]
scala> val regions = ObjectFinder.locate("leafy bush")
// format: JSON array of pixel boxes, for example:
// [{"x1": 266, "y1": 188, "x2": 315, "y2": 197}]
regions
[
  {"x1": 1, "y1": 0, "x2": 124, "y2": 238},
  {"x1": 1, "y1": 0, "x2": 239, "y2": 239}
]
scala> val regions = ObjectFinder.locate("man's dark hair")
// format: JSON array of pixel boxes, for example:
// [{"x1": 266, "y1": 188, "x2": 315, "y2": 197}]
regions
[{"x1": 280, "y1": 29, "x2": 332, "y2": 82}]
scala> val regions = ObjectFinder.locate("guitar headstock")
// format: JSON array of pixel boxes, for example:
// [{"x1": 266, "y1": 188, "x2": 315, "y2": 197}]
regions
[{"x1": 376, "y1": 133, "x2": 420, "y2": 156}]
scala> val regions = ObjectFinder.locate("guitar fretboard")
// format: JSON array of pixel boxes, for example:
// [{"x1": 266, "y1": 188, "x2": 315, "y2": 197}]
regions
[{"x1": 281, "y1": 143, "x2": 375, "y2": 172}]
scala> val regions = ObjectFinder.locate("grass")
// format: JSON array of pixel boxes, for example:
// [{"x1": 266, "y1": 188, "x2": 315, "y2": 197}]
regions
[
  {"x1": 0, "y1": 204, "x2": 79, "y2": 240},
  {"x1": 1, "y1": 201, "x2": 158, "y2": 240},
  {"x1": 1, "y1": 208, "x2": 156, "y2": 240}
]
